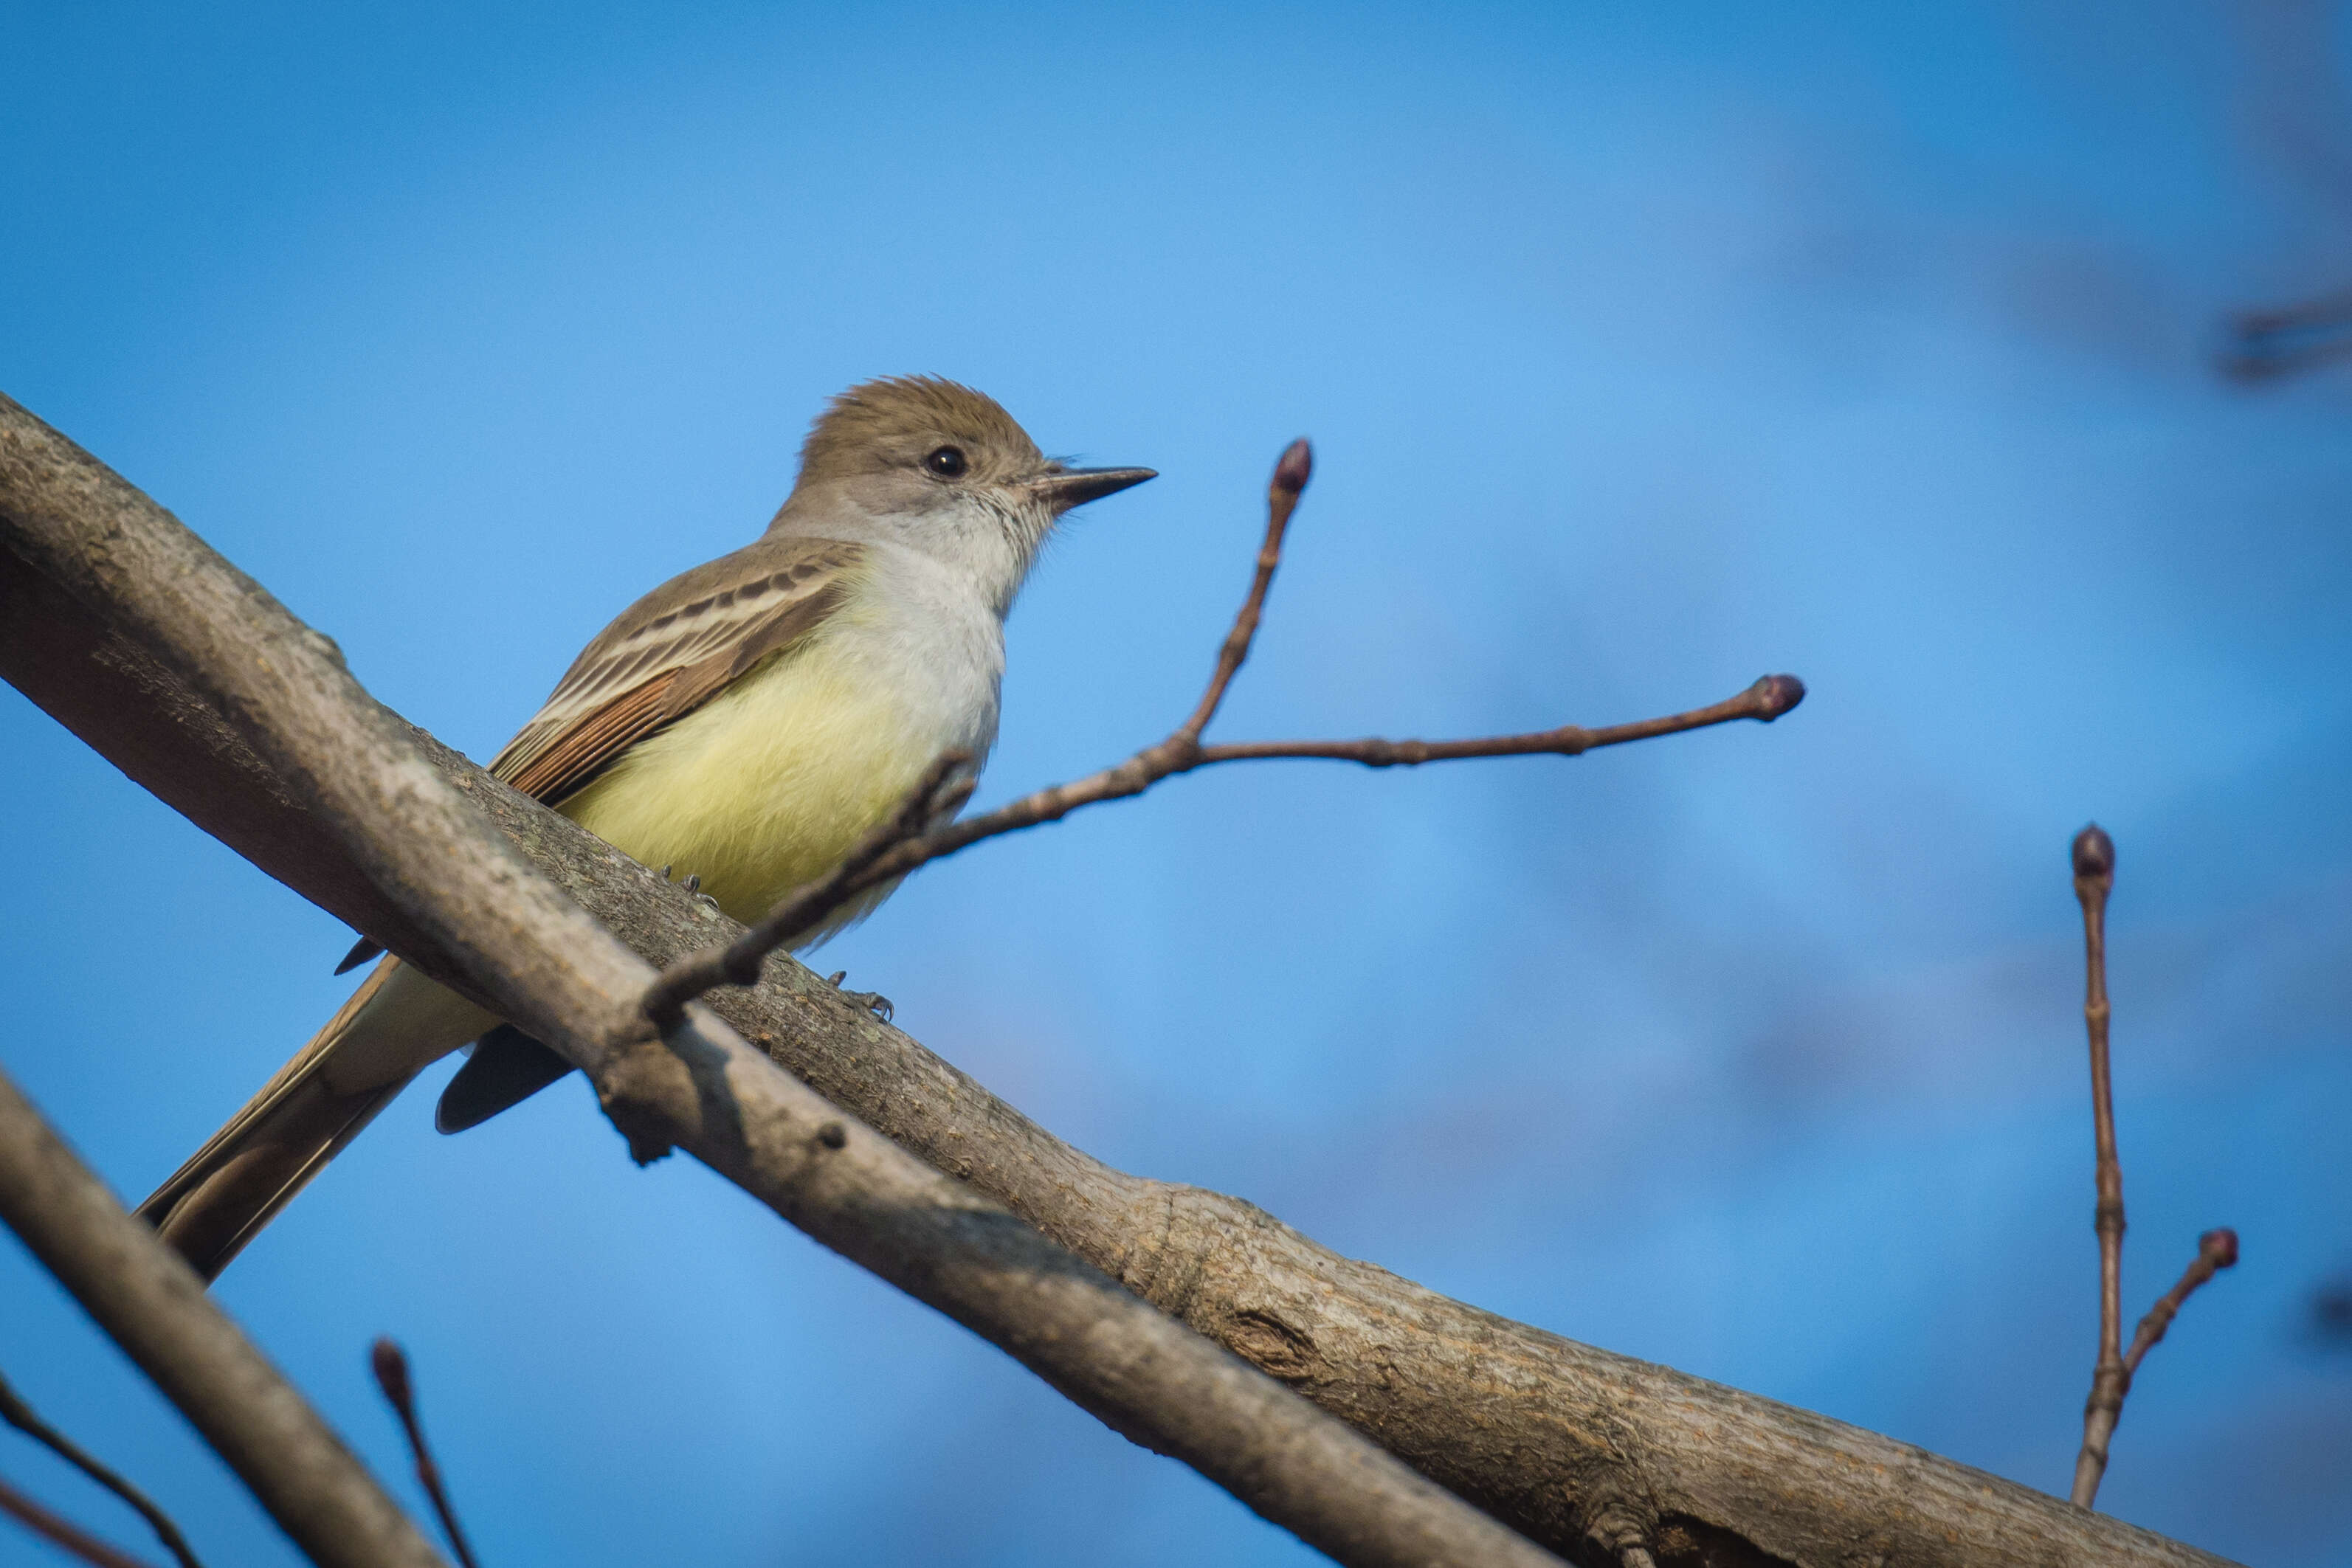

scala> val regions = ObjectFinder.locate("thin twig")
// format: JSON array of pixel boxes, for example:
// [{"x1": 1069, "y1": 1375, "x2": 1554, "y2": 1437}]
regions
[
  {"x1": 1173, "y1": 436, "x2": 1312, "y2": 745},
  {"x1": 2122, "y1": 1230, "x2": 2239, "y2": 1378},
  {"x1": 370, "y1": 1342, "x2": 480, "y2": 1568},
  {"x1": 0, "y1": 1471, "x2": 162, "y2": 1568},
  {"x1": 644, "y1": 438, "x2": 1809, "y2": 997},
  {"x1": 2066, "y1": 829, "x2": 2238, "y2": 1511},
  {"x1": 0, "y1": 1368, "x2": 201, "y2": 1568},
  {"x1": 2070, "y1": 823, "x2": 2125, "y2": 1510}
]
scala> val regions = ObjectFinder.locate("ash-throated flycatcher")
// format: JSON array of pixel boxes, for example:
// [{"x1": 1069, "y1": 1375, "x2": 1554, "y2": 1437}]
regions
[{"x1": 137, "y1": 376, "x2": 1153, "y2": 1281}]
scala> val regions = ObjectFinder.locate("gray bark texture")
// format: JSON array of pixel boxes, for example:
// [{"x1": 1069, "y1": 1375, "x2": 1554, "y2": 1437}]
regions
[
  {"x1": 0, "y1": 390, "x2": 2238, "y2": 1568},
  {"x1": 0, "y1": 390, "x2": 1566, "y2": 1568},
  {"x1": 0, "y1": 1067, "x2": 451, "y2": 1568}
]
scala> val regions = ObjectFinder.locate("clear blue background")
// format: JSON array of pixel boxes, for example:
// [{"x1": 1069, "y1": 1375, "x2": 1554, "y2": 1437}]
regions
[{"x1": 4, "y1": 3, "x2": 2349, "y2": 1564}]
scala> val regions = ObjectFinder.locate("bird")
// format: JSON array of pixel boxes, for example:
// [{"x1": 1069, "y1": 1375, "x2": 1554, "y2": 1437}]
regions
[{"x1": 135, "y1": 376, "x2": 1154, "y2": 1282}]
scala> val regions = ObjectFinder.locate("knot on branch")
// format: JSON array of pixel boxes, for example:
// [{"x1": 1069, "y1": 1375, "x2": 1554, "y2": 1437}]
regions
[
  {"x1": 596, "y1": 1036, "x2": 690, "y2": 1166},
  {"x1": 1362, "y1": 738, "x2": 1435, "y2": 767},
  {"x1": 2083, "y1": 1360, "x2": 2129, "y2": 1415},
  {"x1": 1221, "y1": 1306, "x2": 1325, "y2": 1383},
  {"x1": 1137, "y1": 736, "x2": 1204, "y2": 777}
]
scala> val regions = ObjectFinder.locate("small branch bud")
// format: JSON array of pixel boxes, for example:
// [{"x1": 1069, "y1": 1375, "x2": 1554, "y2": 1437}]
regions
[
  {"x1": 1752, "y1": 674, "x2": 1807, "y2": 720},
  {"x1": 2202, "y1": 1228, "x2": 2239, "y2": 1270},
  {"x1": 2072, "y1": 823, "x2": 2115, "y2": 885},
  {"x1": 1272, "y1": 438, "x2": 1314, "y2": 497},
  {"x1": 368, "y1": 1339, "x2": 411, "y2": 1412}
]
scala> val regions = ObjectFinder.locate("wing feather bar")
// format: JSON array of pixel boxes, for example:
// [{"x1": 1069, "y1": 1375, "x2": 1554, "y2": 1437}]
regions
[{"x1": 489, "y1": 541, "x2": 862, "y2": 807}]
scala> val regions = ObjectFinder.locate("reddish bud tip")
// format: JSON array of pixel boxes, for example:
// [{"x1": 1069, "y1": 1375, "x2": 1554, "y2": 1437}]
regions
[
  {"x1": 370, "y1": 1338, "x2": 412, "y2": 1411},
  {"x1": 2072, "y1": 823, "x2": 2116, "y2": 883},
  {"x1": 1753, "y1": 673, "x2": 1806, "y2": 719},
  {"x1": 1272, "y1": 438, "x2": 1313, "y2": 497},
  {"x1": 2201, "y1": 1228, "x2": 2240, "y2": 1269}
]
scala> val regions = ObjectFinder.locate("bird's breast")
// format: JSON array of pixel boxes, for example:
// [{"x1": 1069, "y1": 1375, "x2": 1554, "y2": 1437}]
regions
[{"x1": 558, "y1": 571, "x2": 1002, "y2": 930}]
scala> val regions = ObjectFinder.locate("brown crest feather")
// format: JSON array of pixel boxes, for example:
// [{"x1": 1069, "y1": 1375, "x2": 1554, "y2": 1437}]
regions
[{"x1": 793, "y1": 376, "x2": 1041, "y2": 489}]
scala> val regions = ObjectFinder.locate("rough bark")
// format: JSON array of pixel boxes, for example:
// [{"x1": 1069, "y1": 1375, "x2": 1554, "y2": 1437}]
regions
[
  {"x1": 0, "y1": 395, "x2": 2237, "y2": 1568},
  {"x1": 0, "y1": 391, "x2": 1565, "y2": 1568}
]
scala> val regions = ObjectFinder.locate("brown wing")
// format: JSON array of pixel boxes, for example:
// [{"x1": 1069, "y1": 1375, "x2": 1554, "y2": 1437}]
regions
[
  {"x1": 489, "y1": 536, "x2": 864, "y2": 807},
  {"x1": 333, "y1": 536, "x2": 863, "y2": 975}
]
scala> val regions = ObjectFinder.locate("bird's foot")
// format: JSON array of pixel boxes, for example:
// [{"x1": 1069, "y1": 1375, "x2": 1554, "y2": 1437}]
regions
[
  {"x1": 664, "y1": 868, "x2": 721, "y2": 911},
  {"x1": 825, "y1": 970, "x2": 894, "y2": 1023}
]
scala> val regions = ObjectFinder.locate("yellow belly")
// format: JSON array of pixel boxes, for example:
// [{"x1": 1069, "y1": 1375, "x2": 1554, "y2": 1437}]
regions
[{"x1": 557, "y1": 645, "x2": 937, "y2": 935}]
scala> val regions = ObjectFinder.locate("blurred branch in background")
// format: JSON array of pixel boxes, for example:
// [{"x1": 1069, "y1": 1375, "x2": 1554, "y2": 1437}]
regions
[
  {"x1": 0, "y1": 1366, "x2": 203, "y2": 1568},
  {"x1": 0, "y1": 393, "x2": 2240, "y2": 1568},
  {"x1": 2068, "y1": 826, "x2": 2239, "y2": 1512},
  {"x1": 2222, "y1": 3, "x2": 2352, "y2": 381},
  {"x1": 2309, "y1": 1274, "x2": 2352, "y2": 1346},
  {"x1": 0, "y1": 1061, "x2": 450, "y2": 1568},
  {"x1": 0, "y1": 1471, "x2": 164, "y2": 1568},
  {"x1": 2221, "y1": 289, "x2": 2352, "y2": 380}
]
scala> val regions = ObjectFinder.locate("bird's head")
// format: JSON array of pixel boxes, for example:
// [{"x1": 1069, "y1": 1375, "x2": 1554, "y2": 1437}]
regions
[{"x1": 773, "y1": 376, "x2": 1154, "y2": 610}]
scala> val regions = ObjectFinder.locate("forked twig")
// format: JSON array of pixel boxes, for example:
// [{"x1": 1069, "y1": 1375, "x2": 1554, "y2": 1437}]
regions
[
  {"x1": 370, "y1": 1341, "x2": 480, "y2": 1568},
  {"x1": 2066, "y1": 826, "x2": 2238, "y2": 1510},
  {"x1": 0, "y1": 1367, "x2": 201, "y2": 1568},
  {"x1": 2125, "y1": 1229, "x2": 2240, "y2": 1379},
  {"x1": 638, "y1": 438, "x2": 1807, "y2": 1027},
  {"x1": 0, "y1": 1471, "x2": 164, "y2": 1568}
]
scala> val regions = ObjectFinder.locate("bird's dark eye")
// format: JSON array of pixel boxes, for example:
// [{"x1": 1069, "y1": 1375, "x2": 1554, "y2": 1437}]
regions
[{"x1": 924, "y1": 446, "x2": 968, "y2": 477}]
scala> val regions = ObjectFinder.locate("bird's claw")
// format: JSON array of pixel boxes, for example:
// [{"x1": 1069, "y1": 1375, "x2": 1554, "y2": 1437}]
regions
[
  {"x1": 826, "y1": 971, "x2": 894, "y2": 1023},
  {"x1": 664, "y1": 868, "x2": 720, "y2": 911}
]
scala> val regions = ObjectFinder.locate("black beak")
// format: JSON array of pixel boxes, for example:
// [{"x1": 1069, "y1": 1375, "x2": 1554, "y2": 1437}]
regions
[{"x1": 1027, "y1": 465, "x2": 1156, "y2": 510}]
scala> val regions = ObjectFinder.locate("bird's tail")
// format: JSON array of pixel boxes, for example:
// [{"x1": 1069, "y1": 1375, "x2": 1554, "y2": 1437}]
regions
[{"x1": 136, "y1": 957, "x2": 491, "y2": 1282}]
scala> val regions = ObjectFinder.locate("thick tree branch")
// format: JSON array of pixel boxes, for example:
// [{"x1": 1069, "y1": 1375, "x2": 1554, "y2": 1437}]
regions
[
  {"x1": 0, "y1": 401, "x2": 2235, "y2": 1568},
  {"x1": 0, "y1": 392, "x2": 1565, "y2": 1568},
  {"x1": 0, "y1": 1066, "x2": 449, "y2": 1568}
]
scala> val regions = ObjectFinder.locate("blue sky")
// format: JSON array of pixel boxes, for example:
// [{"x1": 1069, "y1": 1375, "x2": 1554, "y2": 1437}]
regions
[{"x1": 4, "y1": 3, "x2": 2351, "y2": 1564}]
